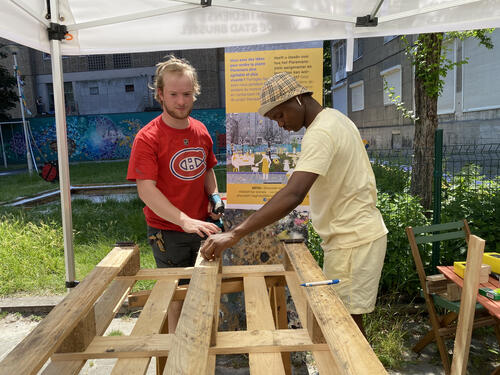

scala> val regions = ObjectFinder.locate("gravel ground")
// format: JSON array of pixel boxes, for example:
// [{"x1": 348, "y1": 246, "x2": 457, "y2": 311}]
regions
[{"x1": 0, "y1": 310, "x2": 498, "y2": 374}]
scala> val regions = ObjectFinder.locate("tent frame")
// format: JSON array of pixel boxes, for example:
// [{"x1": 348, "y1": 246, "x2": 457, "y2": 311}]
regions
[{"x1": 5, "y1": 0, "x2": 495, "y2": 289}]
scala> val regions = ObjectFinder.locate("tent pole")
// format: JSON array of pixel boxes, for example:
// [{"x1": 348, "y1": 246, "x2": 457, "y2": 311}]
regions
[{"x1": 49, "y1": 0, "x2": 76, "y2": 290}]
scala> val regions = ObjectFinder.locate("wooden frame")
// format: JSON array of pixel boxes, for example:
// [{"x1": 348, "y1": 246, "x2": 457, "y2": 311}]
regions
[{"x1": 0, "y1": 242, "x2": 387, "y2": 375}]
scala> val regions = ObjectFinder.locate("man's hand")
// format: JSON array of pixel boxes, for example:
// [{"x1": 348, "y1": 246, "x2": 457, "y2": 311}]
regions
[
  {"x1": 207, "y1": 201, "x2": 223, "y2": 220},
  {"x1": 200, "y1": 231, "x2": 240, "y2": 260},
  {"x1": 181, "y1": 218, "x2": 221, "y2": 238}
]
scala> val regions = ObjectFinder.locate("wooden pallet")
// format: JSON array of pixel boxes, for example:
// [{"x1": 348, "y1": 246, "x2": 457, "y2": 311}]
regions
[{"x1": 0, "y1": 242, "x2": 387, "y2": 375}]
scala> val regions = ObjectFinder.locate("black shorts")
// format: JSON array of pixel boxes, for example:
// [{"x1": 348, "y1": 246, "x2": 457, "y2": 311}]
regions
[{"x1": 147, "y1": 226, "x2": 202, "y2": 285}]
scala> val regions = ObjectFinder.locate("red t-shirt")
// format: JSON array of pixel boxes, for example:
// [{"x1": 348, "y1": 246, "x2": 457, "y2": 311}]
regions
[{"x1": 127, "y1": 115, "x2": 217, "y2": 231}]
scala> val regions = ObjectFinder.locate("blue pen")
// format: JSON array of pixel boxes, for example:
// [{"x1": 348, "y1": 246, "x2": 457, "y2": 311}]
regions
[{"x1": 300, "y1": 279, "x2": 340, "y2": 287}]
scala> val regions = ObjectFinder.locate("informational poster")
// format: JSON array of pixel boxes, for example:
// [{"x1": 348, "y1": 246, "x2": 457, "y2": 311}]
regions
[{"x1": 225, "y1": 41, "x2": 323, "y2": 209}]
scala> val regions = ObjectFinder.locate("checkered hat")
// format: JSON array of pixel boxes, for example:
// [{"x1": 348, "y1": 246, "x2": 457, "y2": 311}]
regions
[{"x1": 258, "y1": 72, "x2": 312, "y2": 116}]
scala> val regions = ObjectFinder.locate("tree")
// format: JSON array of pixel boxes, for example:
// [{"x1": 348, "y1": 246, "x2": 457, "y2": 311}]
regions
[
  {"x1": 401, "y1": 30, "x2": 493, "y2": 209},
  {"x1": 0, "y1": 46, "x2": 17, "y2": 121},
  {"x1": 323, "y1": 40, "x2": 332, "y2": 107}
]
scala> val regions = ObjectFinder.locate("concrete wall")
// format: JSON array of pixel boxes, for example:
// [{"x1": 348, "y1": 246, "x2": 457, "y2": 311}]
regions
[
  {"x1": 0, "y1": 37, "x2": 224, "y2": 118},
  {"x1": 335, "y1": 34, "x2": 500, "y2": 149}
]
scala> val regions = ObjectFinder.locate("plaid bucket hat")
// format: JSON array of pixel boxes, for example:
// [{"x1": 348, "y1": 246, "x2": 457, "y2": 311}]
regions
[{"x1": 258, "y1": 72, "x2": 312, "y2": 116}]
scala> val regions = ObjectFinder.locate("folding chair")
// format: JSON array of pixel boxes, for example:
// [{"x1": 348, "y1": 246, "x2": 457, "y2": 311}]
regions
[{"x1": 406, "y1": 220, "x2": 498, "y2": 375}]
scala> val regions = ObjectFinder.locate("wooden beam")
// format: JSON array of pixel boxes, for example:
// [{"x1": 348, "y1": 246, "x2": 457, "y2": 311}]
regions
[
  {"x1": 128, "y1": 279, "x2": 244, "y2": 308},
  {"x1": 245, "y1": 276, "x2": 286, "y2": 375},
  {"x1": 55, "y1": 307, "x2": 96, "y2": 353},
  {"x1": 50, "y1": 330, "x2": 329, "y2": 361},
  {"x1": 285, "y1": 270, "x2": 341, "y2": 374},
  {"x1": 451, "y1": 235, "x2": 485, "y2": 375},
  {"x1": 51, "y1": 334, "x2": 175, "y2": 361},
  {"x1": 164, "y1": 254, "x2": 220, "y2": 375},
  {"x1": 111, "y1": 279, "x2": 177, "y2": 374},
  {"x1": 41, "y1": 279, "x2": 135, "y2": 375},
  {"x1": 284, "y1": 243, "x2": 387, "y2": 374},
  {"x1": 0, "y1": 245, "x2": 139, "y2": 375},
  {"x1": 270, "y1": 285, "x2": 292, "y2": 375},
  {"x1": 117, "y1": 264, "x2": 286, "y2": 280}
]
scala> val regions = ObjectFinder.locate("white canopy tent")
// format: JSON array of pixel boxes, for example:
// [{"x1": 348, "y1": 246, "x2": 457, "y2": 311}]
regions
[{"x1": 2, "y1": 0, "x2": 500, "y2": 288}]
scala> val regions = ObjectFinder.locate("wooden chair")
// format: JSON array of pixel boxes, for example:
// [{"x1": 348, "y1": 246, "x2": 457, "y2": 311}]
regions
[{"x1": 406, "y1": 220, "x2": 497, "y2": 375}]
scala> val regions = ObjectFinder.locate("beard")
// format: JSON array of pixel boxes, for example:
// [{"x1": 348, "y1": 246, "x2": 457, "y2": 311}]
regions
[{"x1": 163, "y1": 102, "x2": 193, "y2": 120}]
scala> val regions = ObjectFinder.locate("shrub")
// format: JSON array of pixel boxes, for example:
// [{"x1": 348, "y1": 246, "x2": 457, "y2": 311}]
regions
[
  {"x1": 376, "y1": 192, "x2": 429, "y2": 296},
  {"x1": 441, "y1": 164, "x2": 500, "y2": 253},
  {"x1": 305, "y1": 191, "x2": 429, "y2": 297}
]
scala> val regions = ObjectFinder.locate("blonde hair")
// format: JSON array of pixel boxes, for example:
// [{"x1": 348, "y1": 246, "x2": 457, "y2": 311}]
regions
[{"x1": 152, "y1": 55, "x2": 201, "y2": 103}]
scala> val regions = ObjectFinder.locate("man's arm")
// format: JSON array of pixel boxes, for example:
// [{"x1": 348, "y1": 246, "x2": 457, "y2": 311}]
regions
[
  {"x1": 200, "y1": 171, "x2": 318, "y2": 259},
  {"x1": 204, "y1": 168, "x2": 223, "y2": 220},
  {"x1": 136, "y1": 179, "x2": 220, "y2": 238},
  {"x1": 204, "y1": 168, "x2": 218, "y2": 195}
]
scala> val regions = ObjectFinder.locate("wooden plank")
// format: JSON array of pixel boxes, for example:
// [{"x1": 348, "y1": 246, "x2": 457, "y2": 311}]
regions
[
  {"x1": 451, "y1": 235, "x2": 485, "y2": 375},
  {"x1": 117, "y1": 264, "x2": 286, "y2": 280},
  {"x1": 111, "y1": 279, "x2": 176, "y2": 374},
  {"x1": 415, "y1": 231, "x2": 465, "y2": 244},
  {"x1": 413, "y1": 221, "x2": 464, "y2": 234},
  {"x1": 210, "y1": 261, "x2": 223, "y2": 346},
  {"x1": 51, "y1": 334, "x2": 175, "y2": 360},
  {"x1": 285, "y1": 271, "x2": 341, "y2": 374},
  {"x1": 164, "y1": 254, "x2": 220, "y2": 375},
  {"x1": 42, "y1": 279, "x2": 135, "y2": 375},
  {"x1": 270, "y1": 286, "x2": 292, "y2": 375},
  {"x1": 56, "y1": 307, "x2": 96, "y2": 353},
  {"x1": 0, "y1": 245, "x2": 138, "y2": 375},
  {"x1": 50, "y1": 330, "x2": 329, "y2": 360},
  {"x1": 245, "y1": 276, "x2": 286, "y2": 375},
  {"x1": 128, "y1": 279, "x2": 246, "y2": 308},
  {"x1": 284, "y1": 243, "x2": 387, "y2": 375}
]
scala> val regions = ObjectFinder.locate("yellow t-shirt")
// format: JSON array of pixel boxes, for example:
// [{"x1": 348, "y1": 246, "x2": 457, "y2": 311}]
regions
[{"x1": 294, "y1": 108, "x2": 387, "y2": 249}]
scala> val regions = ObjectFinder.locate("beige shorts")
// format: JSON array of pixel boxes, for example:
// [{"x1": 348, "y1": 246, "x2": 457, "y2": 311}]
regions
[{"x1": 323, "y1": 234, "x2": 387, "y2": 315}]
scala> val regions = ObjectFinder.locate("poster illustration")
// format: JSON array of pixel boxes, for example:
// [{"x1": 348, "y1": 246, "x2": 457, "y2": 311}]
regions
[{"x1": 224, "y1": 41, "x2": 323, "y2": 209}]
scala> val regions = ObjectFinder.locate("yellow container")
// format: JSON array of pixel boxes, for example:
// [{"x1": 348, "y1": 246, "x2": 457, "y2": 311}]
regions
[
  {"x1": 453, "y1": 261, "x2": 466, "y2": 278},
  {"x1": 483, "y1": 252, "x2": 500, "y2": 274}
]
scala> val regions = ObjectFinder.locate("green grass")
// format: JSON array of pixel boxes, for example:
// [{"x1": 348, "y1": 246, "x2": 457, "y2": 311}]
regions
[
  {"x1": 365, "y1": 296, "x2": 407, "y2": 369},
  {"x1": 0, "y1": 160, "x2": 130, "y2": 203},
  {"x1": 0, "y1": 160, "x2": 226, "y2": 204},
  {"x1": 107, "y1": 329, "x2": 124, "y2": 336},
  {"x1": 0, "y1": 198, "x2": 155, "y2": 296}
]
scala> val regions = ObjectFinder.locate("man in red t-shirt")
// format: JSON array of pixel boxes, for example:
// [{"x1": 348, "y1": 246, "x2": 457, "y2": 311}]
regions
[{"x1": 127, "y1": 55, "x2": 221, "y2": 332}]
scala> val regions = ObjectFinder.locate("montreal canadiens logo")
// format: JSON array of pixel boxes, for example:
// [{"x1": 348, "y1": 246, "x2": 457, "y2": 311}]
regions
[{"x1": 170, "y1": 147, "x2": 207, "y2": 181}]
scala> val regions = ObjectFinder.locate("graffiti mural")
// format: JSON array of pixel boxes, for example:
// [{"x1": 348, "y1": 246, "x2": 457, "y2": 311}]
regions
[{"x1": 1, "y1": 109, "x2": 226, "y2": 165}]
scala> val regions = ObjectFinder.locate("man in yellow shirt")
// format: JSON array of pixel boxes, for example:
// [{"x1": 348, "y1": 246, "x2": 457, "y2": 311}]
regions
[{"x1": 200, "y1": 72, "x2": 387, "y2": 336}]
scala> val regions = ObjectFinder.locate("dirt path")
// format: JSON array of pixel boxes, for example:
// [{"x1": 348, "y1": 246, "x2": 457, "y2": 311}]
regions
[{"x1": 1, "y1": 311, "x2": 498, "y2": 374}]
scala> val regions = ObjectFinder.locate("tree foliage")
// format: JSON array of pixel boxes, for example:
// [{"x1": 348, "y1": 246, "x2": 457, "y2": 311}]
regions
[
  {"x1": 323, "y1": 40, "x2": 332, "y2": 108},
  {"x1": 399, "y1": 30, "x2": 494, "y2": 209},
  {"x1": 0, "y1": 46, "x2": 17, "y2": 121}
]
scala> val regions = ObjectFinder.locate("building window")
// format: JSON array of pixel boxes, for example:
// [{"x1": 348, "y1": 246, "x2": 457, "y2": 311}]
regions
[
  {"x1": 354, "y1": 39, "x2": 363, "y2": 60},
  {"x1": 42, "y1": 53, "x2": 68, "y2": 60},
  {"x1": 125, "y1": 84, "x2": 135, "y2": 92},
  {"x1": 384, "y1": 35, "x2": 398, "y2": 44},
  {"x1": 47, "y1": 82, "x2": 76, "y2": 114},
  {"x1": 380, "y1": 65, "x2": 402, "y2": 106},
  {"x1": 88, "y1": 55, "x2": 106, "y2": 71},
  {"x1": 113, "y1": 53, "x2": 132, "y2": 69},
  {"x1": 349, "y1": 80, "x2": 364, "y2": 112},
  {"x1": 90, "y1": 87, "x2": 99, "y2": 95},
  {"x1": 334, "y1": 41, "x2": 346, "y2": 82}
]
